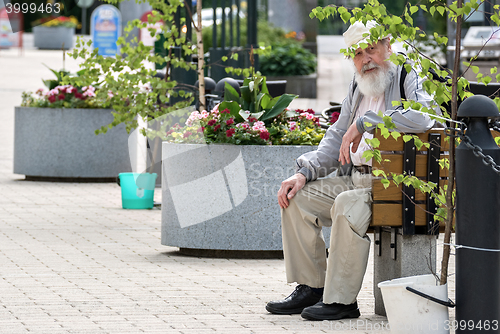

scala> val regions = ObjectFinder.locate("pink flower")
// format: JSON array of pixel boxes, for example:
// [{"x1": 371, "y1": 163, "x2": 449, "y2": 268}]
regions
[
  {"x1": 226, "y1": 128, "x2": 236, "y2": 137},
  {"x1": 259, "y1": 131, "x2": 270, "y2": 140},
  {"x1": 289, "y1": 121, "x2": 297, "y2": 131},
  {"x1": 221, "y1": 108, "x2": 230, "y2": 114},
  {"x1": 236, "y1": 122, "x2": 249, "y2": 129},
  {"x1": 252, "y1": 121, "x2": 266, "y2": 132},
  {"x1": 226, "y1": 118, "x2": 234, "y2": 126},
  {"x1": 82, "y1": 86, "x2": 96, "y2": 97},
  {"x1": 107, "y1": 90, "x2": 114, "y2": 98},
  {"x1": 183, "y1": 131, "x2": 193, "y2": 138},
  {"x1": 197, "y1": 127, "x2": 204, "y2": 133},
  {"x1": 301, "y1": 112, "x2": 314, "y2": 120}
]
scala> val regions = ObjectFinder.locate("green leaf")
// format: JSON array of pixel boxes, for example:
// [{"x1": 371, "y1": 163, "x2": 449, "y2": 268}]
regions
[
  {"x1": 372, "y1": 169, "x2": 386, "y2": 177},
  {"x1": 219, "y1": 101, "x2": 243, "y2": 121},
  {"x1": 240, "y1": 86, "x2": 251, "y2": 103},
  {"x1": 260, "y1": 94, "x2": 272, "y2": 110},
  {"x1": 260, "y1": 94, "x2": 297, "y2": 121},
  {"x1": 381, "y1": 179, "x2": 390, "y2": 189},
  {"x1": 224, "y1": 82, "x2": 241, "y2": 103},
  {"x1": 362, "y1": 150, "x2": 374, "y2": 162},
  {"x1": 389, "y1": 131, "x2": 400, "y2": 141},
  {"x1": 403, "y1": 135, "x2": 413, "y2": 142}
]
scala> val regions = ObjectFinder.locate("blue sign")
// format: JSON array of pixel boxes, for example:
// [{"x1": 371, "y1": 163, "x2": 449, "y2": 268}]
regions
[{"x1": 91, "y1": 5, "x2": 121, "y2": 57}]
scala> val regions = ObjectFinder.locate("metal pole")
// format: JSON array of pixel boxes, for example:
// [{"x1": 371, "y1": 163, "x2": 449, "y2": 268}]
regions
[
  {"x1": 82, "y1": 7, "x2": 87, "y2": 35},
  {"x1": 456, "y1": 95, "x2": 500, "y2": 333}
]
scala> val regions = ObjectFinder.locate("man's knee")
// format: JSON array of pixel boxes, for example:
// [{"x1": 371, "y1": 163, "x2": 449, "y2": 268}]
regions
[{"x1": 330, "y1": 190, "x2": 372, "y2": 236}]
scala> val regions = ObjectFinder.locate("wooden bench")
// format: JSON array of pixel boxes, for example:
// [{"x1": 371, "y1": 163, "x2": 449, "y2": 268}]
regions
[{"x1": 369, "y1": 127, "x2": 500, "y2": 315}]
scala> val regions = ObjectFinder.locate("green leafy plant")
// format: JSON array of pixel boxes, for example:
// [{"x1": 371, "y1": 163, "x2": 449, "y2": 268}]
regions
[
  {"x1": 65, "y1": 0, "x2": 197, "y2": 135},
  {"x1": 260, "y1": 42, "x2": 317, "y2": 76}
]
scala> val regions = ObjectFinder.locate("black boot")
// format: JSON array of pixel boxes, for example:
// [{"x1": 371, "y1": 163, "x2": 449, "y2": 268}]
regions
[
  {"x1": 301, "y1": 300, "x2": 361, "y2": 321},
  {"x1": 266, "y1": 285, "x2": 322, "y2": 315}
]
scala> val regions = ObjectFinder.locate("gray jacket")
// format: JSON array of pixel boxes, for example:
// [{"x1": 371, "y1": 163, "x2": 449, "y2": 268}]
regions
[{"x1": 296, "y1": 63, "x2": 437, "y2": 182}]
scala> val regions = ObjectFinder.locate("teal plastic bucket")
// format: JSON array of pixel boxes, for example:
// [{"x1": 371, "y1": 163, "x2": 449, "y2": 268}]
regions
[{"x1": 118, "y1": 173, "x2": 157, "y2": 209}]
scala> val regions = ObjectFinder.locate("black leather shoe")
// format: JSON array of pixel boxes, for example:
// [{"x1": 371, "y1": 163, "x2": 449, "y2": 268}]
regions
[
  {"x1": 301, "y1": 301, "x2": 361, "y2": 320},
  {"x1": 266, "y1": 285, "x2": 322, "y2": 315}
]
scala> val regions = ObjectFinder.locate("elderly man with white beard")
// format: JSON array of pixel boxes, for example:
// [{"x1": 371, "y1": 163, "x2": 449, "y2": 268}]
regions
[{"x1": 265, "y1": 21, "x2": 438, "y2": 321}]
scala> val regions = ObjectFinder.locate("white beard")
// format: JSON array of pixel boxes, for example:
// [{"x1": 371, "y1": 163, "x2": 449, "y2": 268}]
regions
[{"x1": 354, "y1": 61, "x2": 396, "y2": 98}]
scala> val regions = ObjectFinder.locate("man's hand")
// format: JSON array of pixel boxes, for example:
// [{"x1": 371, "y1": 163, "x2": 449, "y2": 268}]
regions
[
  {"x1": 277, "y1": 173, "x2": 306, "y2": 209},
  {"x1": 338, "y1": 122, "x2": 363, "y2": 165}
]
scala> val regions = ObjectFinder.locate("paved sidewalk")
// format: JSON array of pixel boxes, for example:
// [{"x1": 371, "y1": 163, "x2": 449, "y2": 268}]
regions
[{"x1": 0, "y1": 36, "x2": 455, "y2": 333}]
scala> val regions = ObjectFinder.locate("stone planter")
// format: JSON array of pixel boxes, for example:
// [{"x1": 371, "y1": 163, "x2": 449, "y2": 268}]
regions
[
  {"x1": 268, "y1": 73, "x2": 317, "y2": 98},
  {"x1": 161, "y1": 143, "x2": 331, "y2": 254},
  {"x1": 33, "y1": 26, "x2": 74, "y2": 50},
  {"x1": 14, "y1": 107, "x2": 132, "y2": 181}
]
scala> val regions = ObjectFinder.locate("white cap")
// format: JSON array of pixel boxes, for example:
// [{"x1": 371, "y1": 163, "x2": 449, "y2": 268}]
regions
[{"x1": 343, "y1": 20, "x2": 378, "y2": 48}]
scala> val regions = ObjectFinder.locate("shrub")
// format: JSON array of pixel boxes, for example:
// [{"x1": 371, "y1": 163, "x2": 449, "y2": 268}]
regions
[{"x1": 259, "y1": 42, "x2": 317, "y2": 76}]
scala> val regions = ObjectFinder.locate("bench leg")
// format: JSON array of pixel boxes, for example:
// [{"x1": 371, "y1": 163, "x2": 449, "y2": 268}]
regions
[{"x1": 373, "y1": 227, "x2": 437, "y2": 316}]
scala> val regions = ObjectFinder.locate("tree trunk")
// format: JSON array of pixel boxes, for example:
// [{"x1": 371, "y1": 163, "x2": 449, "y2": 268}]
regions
[
  {"x1": 196, "y1": 0, "x2": 206, "y2": 111},
  {"x1": 440, "y1": 0, "x2": 462, "y2": 286}
]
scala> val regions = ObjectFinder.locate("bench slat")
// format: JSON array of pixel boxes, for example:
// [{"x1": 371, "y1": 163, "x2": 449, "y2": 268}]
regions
[
  {"x1": 372, "y1": 179, "x2": 448, "y2": 201},
  {"x1": 373, "y1": 154, "x2": 449, "y2": 177},
  {"x1": 375, "y1": 129, "x2": 449, "y2": 151}
]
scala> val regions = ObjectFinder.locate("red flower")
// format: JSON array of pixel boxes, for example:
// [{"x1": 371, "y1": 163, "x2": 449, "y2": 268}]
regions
[
  {"x1": 71, "y1": 87, "x2": 78, "y2": 94},
  {"x1": 330, "y1": 111, "x2": 340, "y2": 124},
  {"x1": 74, "y1": 92, "x2": 83, "y2": 99},
  {"x1": 259, "y1": 131, "x2": 270, "y2": 140},
  {"x1": 197, "y1": 127, "x2": 204, "y2": 133},
  {"x1": 221, "y1": 108, "x2": 230, "y2": 114},
  {"x1": 214, "y1": 125, "x2": 221, "y2": 131},
  {"x1": 226, "y1": 118, "x2": 234, "y2": 126},
  {"x1": 248, "y1": 117, "x2": 258, "y2": 123},
  {"x1": 48, "y1": 95, "x2": 56, "y2": 103},
  {"x1": 183, "y1": 131, "x2": 193, "y2": 138},
  {"x1": 226, "y1": 128, "x2": 236, "y2": 137},
  {"x1": 306, "y1": 108, "x2": 315, "y2": 114},
  {"x1": 58, "y1": 93, "x2": 65, "y2": 101},
  {"x1": 207, "y1": 119, "x2": 216, "y2": 126}
]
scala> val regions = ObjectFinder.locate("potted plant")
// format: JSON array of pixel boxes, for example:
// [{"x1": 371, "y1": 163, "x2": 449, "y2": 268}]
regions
[
  {"x1": 260, "y1": 40, "x2": 318, "y2": 98},
  {"x1": 32, "y1": 16, "x2": 79, "y2": 50},
  {"x1": 15, "y1": 68, "x2": 131, "y2": 181},
  {"x1": 160, "y1": 72, "x2": 328, "y2": 254}
]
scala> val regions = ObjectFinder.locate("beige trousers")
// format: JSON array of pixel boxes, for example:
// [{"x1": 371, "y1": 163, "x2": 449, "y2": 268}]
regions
[{"x1": 281, "y1": 169, "x2": 372, "y2": 304}]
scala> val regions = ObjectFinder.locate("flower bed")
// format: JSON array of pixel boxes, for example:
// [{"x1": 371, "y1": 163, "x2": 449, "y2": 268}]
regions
[
  {"x1": 165, "y1": 106, "x2": 326, "y2": 146},
  {"x1": 22, "y1": 84, "x2": 106, "y2": 109}
]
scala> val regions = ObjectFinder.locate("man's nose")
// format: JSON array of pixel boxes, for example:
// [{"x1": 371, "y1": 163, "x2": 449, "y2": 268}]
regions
[{"x1": 361, "y1": 52, "x2": 372, "y2": 64}]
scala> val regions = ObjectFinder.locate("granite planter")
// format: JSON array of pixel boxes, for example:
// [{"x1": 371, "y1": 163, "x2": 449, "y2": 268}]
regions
[
  {"x1": 268, "y1": 73, "x2": 317, "y2": 98},
  {"x1": 161, "y1": 143, "x2": 331, "y2": 254},
  {"x1": 33, "y1": 26, "x2": 74, "y2": 50},
  {"x1": 14, "y1": 107, "x2": 132, "y2": 181}
]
